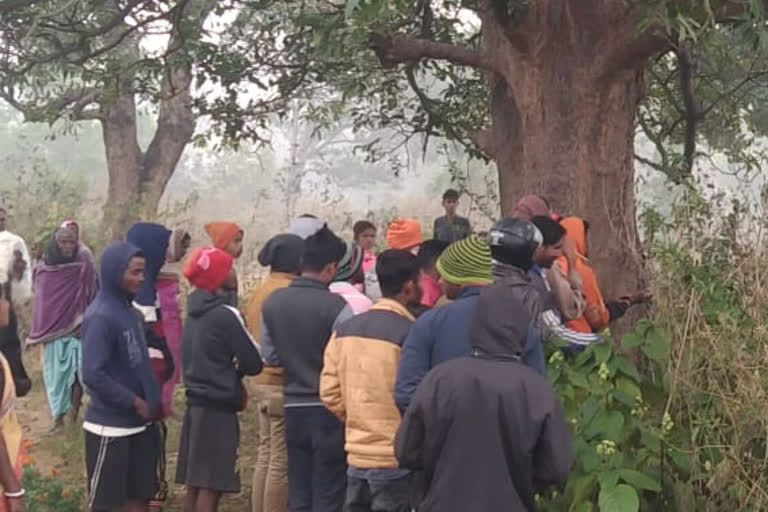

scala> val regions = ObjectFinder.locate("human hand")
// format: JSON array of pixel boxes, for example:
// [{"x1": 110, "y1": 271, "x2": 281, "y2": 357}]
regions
[{"x1": 133, "y1": 397, "x2": 151, "y2": 420}]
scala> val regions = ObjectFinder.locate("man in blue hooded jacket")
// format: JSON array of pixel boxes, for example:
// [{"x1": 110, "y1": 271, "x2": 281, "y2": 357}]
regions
[{"x1": 82, "y1": 241, "x2": 162, "y2": 512}]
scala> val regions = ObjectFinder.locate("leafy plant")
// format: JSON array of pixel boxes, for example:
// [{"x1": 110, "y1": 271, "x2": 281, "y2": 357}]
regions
[{"x1": 540, "y1": 322, "x2": 671, "y2": 512}]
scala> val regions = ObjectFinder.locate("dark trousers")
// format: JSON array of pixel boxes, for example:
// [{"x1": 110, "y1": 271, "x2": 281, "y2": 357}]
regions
[
  {"x1": 345, "y1": 475, "x2": 411, "y2": 512},
  {"x1": 284, "y1": 406, "x2": 347, "y2": 512}
]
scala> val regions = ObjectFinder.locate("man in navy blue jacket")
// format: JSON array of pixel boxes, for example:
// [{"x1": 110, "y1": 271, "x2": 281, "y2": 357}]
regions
[
  {"x1": 82, "y1": 241, "x2": 162, "y2": 512},
  {"x1": 395, "y1": 235, "x2": 493, "y2": 412}
]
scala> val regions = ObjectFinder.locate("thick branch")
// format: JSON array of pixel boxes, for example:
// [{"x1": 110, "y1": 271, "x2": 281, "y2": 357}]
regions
[
  {"x1": 370, "y1": 33, "x2": 499, "y2": 74},
  {"x1": 0, "y1": 85, "x2": 103, "y2": 122}
]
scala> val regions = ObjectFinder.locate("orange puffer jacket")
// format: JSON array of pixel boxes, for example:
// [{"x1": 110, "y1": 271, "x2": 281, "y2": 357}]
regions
[{"x1": 557, "y1": 217, "x2": 610, "y2": 333}]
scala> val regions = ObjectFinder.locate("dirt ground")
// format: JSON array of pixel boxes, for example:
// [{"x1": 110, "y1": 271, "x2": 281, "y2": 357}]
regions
[{"x1": 16, "y1": 349, "x2": 259, "y2": 511}]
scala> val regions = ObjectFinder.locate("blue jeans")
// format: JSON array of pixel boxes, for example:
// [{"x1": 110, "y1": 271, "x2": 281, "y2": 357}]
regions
[{"x1": 284, "y1": 406, "x2": 347, "y2": 512}]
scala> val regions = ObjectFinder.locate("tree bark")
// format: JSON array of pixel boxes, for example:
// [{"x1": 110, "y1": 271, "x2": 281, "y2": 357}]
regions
[{"x1": 485, "y1": 2, "x2": 649, "y2": 301}]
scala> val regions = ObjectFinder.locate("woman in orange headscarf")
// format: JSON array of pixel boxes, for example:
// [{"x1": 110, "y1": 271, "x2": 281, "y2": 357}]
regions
[
  {"x1": 558, "y1": 217, "x2": 649, "y2": 333},
  {"x1": 205, "y1": 222, "x2": 244, "y2": 259}
]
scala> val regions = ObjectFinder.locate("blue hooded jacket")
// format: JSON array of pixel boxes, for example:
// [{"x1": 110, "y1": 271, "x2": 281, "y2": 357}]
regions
[
  {"x1": 81, "y1": 241, "x2": 161, "y2": 427},
  {"x1": 125, "y1": 222, "x2": 172, "y2": 307}
]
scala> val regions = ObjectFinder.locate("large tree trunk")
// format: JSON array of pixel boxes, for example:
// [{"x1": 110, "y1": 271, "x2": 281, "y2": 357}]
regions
[{"x1": 483, "y1": 3, "x2": 650, "y2": 301}]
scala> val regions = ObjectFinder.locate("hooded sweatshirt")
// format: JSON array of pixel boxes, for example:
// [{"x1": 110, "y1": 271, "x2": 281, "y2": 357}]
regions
[
  {"x1": 182, "y1": 289, "x2": 263, "y2": 412},
  {"x1": 558, "y1": 217, "x2": 610, "y2": 333},
  {"x1": 395, "y1": 283, "x2": 572, "y2": 512},
  {"x1": 81, "y1": 242, "x2": 161, "y2": 428}
]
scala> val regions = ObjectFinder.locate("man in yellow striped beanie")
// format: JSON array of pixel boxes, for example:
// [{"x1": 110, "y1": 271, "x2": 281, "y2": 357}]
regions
[{"x1": 394, "y1": 235, "x2": 492, "y2": 411}]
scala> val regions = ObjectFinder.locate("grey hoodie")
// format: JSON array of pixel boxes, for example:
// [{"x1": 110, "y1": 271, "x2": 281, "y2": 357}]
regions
[{"x1": 395, "y1": 283, "x2": 572, "y2": 512}]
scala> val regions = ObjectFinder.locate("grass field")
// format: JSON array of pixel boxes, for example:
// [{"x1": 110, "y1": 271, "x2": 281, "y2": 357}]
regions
[{"x1": 17, "y1": 349, "x2": 260, "y2": 511}]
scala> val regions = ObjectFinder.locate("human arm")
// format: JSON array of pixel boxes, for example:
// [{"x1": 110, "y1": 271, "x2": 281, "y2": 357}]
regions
[
  {"x1": 395, "y1": 318, "x2": 434, "y2": 412},
  {"x1": 540, "y1": 309, "x2": 602, "y2": 347},
  {"x1": 81, "y1": 318, "x2": 139, "y2": 410},
  {"x1": 319, "y1": 334, "x2": 345, "y2": 421},
  {"x1": 259, "y1": 314, "x2": 280, "y2": 365},
  {"x1": 546, "y1": 261, "x2": 585, "y2": 320},
  {"x1": 223, "y1": 306, "x2": 263, "y2": 376},
  {"x1": 332, "y1": 304, "x2": 354, "y2": 331},
  {"x1": 532, "y1": 398, "x2": 573, "y2": 490}
]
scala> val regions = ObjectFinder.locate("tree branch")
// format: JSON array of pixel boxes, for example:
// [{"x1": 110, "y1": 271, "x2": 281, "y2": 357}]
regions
[
  {"x1": 714, "y1": 0, "x2": 768, "y2": 22},
  {"x1": 0, "y1": 85, "x2": 103, "y2": 123},
  {"x1": 370, "y1": 33, "x2": 499, "y2": 74}
]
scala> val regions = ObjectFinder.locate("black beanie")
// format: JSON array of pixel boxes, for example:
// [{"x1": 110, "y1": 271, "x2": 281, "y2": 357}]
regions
[{"x1": 258, "y1": 234, "x2": 304, "y2": 273}]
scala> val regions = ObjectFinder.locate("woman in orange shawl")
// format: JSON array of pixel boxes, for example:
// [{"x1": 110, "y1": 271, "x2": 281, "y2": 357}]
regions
[{"x1": 558, "y1": 217, "x2": 650, "y2": 333}]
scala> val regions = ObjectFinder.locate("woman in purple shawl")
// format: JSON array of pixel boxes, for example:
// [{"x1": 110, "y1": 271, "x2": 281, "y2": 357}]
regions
[{"x1": 28, "y1": 227, "x2": 98, "y2": 429}]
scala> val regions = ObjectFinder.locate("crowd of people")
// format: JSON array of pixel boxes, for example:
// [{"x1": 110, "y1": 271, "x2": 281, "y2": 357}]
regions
[{"x1": 0, "y1": 188, "x2": 651, "y2": 512}]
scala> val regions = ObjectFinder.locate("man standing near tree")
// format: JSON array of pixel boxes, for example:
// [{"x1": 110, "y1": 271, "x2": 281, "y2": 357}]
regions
[{"x1": 433, "y1": 189, "x2": 471, "y2": 243}]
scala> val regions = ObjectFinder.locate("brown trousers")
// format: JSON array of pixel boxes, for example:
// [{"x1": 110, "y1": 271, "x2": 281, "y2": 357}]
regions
[{"x1": 251, "y1": 385, "x2": 288, "y2": 512}]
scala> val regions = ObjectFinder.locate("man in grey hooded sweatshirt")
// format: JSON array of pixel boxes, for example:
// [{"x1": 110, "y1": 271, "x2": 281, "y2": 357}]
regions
[{"x1": 395, "y1": 282, "x2": 572, "y2": 512}]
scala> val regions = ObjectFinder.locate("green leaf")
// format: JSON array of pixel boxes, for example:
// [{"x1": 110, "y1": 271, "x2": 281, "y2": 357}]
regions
[
  {"x1": 641, "y1": 326, "x2": 667, "y2": 361},
  {"x1": 586, "y1": 410, "x2": 625, "y2": 440},
  {"x1": 621, "y1": 332, "x2": 643, "y2": 348},
  {"x1": 568, "y1": 474, "x2": 597, "y2": 510},
  {"x1": 614, "y1": 356, "x2": 641, "y2": 381},
  {"x1": 619, "y1": 469, "x2": 662, "y2": 492},
  {"x1": 598, "y1": 483, "x2": 640, "y2": 512},
  {"x1": 615, "y1": 377, "x2": 642, "y2": 404},
  {"x1": 593, "y1": 342, "x2": 612, "y2": 364},
  {"x1": 598, "y1": 470, "x2": 620, "y2": 489},
  {"x1": 572, "y1": 503, "x2": 594, "y2": 512}
]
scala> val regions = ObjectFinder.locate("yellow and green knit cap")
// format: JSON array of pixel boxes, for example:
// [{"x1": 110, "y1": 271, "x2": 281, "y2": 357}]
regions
[{"x1": 435, "y1": 234, "x2": 493, "y2": 286}]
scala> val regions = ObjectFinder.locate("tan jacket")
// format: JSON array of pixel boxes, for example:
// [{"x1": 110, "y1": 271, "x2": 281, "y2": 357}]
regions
[
  {"x1": 546, "y1": 260, "x2": 586, "y2": 320},
  {"x1": 320, "y1": 299, "x2": 414, "y2": 468},
  {"x1": 245, "y1": 272, "x2": 294, "y2": 386}
]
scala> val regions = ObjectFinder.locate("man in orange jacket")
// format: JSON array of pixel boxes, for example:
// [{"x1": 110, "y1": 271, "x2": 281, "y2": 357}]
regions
[{"x1": 558, "y1": 217, "x2": 651, "y2": 333}]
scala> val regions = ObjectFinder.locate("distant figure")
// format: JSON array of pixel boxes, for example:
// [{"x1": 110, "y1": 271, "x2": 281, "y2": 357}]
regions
[
  {"x1": 559, "y1": 217, "x2": 650, "y2": 335},
  {"x1": 330, "y1": 244, "x2": 373, "y2": 314},
  {"x1": 353, "y1": 220, "x2": 377, "y2": 274},
  {"x1": 157, "y1": 228, "x2": 191, "y2": 416},
  {"x1": 395, "y1": 235, "x2": 493, "y2": 412},
  {"x1": 0, "y1": 206, "x2": 31, "y2": 397},
  {"x1": 395, "y1": 283, "x2": 572, "y2": 512},
  {"x1": 416, "y1": 239, "x2": 450, "y2": 308},
  {"x1": 27, "y1": 227, "x2": 98, "y2": 430},
  {"x1": 260, "y1": 226, "x2": 352, "y2": 512},
  {"x1": 433, "y1": 189, "x2": 471, "y2": 243},
  {"x1": 177, "y1": 247, "x2": 263, "y2": 512},
  {"x1": 320, "y1": 250, "x2": 421, "y2": 512},
  {"x1": 82, "y1": 242, "x2": 162, "y2": 512},
  {"x1": 246, "y1": 233, "x2": 304, "y2": 512}
]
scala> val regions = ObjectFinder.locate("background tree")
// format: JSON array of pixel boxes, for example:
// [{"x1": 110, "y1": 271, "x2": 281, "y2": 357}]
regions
[
  {"x1": 218, "y1": 0, "x2": 768, "y2": 299},
  {"x1": 0, "y1": 0, "x2": 220, "y2": 237}
]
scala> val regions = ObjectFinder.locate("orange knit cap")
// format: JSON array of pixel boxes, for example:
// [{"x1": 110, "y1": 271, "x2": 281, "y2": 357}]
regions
[
  {"x1": 386, "y1": 218, "x2": 423, "y2": 250},
  {"x1": 204, "y1": 221, "x2": 243, "y2": 250}
]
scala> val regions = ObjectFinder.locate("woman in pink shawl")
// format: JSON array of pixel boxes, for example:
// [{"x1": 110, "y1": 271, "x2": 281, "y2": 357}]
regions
[
  {"x1": 28, "y1": 226, "x2": 98, "y2": 429},
  {"x1": 157, "y1": 229, "x2": 191, "y2": 416}
]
